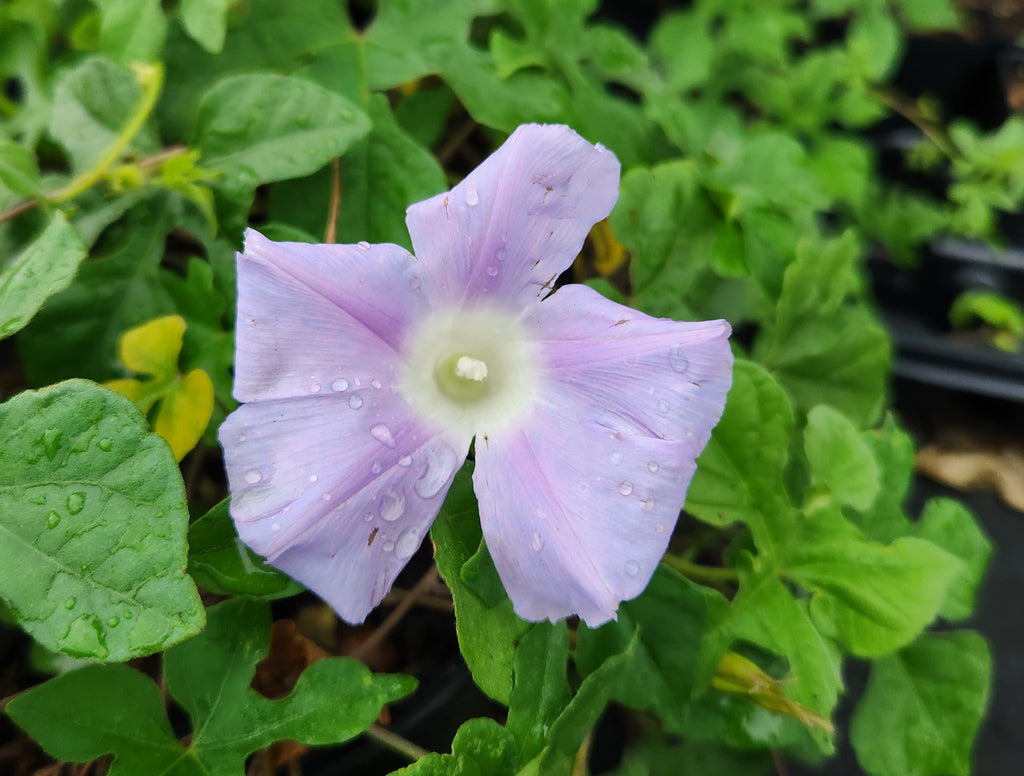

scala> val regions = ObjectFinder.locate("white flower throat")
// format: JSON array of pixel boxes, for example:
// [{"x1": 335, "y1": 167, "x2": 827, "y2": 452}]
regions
[{"x1": 400, "y1": 307, "x2": 537, "y2": 437}]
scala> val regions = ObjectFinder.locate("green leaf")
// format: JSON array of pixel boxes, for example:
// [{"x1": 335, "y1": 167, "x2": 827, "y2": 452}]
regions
[
  {"x1": 913, "y1": 498, "x2": 992, "y2": 621},
  {"x1": 847, "y1": 10, "x2": 901, "y2": 81},
  {"x1": 0, "y1": 137, "x2": 42, "y2": 198},
  {"x1": 605, "y1": 733, "x2": 770, "y2": 776},
  {"x1": 851, "y1": 631, "x2": 991, "y2": 776},
  {"x1": 0, "y1": 380, "x2": 203, "y2": 661},
  {"x1": 685, "y1": 360, "x2": 797, "y2": 551},
  {"x1": 188, "y1": 499, "x2": 302, "y2": 598},
  {"x1": 506, "y1": 623, "x2": 571, "y2": 766},
  {"x1": 6, "y1": 663, "x2": 204, "y2": 775},
  {"x1": 394, "y1": 718, "x2": 517, "y2": 776},
  {"x1": 90, "y1": 0, "x2": 166, "y2": 65},
  {"x1": 269, "y1": 95, "x2": 446, "y2": 249},
  {"x1": 179, "y1": 0, "x2": 233, "y2": 53},
  {"x1": 48, "y1": 56, "x2": 158, "y2": 174},
  {"x1": 612, "y1": 160, "x2": 716, "y2": 320},
  {"x1": 804, "y1": 404, "x2": 880, "y2": 511},
  {"x1": 0, "y1": 212, "x2": 88, "y2": 340},
  {"x1": 785, "y1": 537, "x2": 960, "y2": 657},
  {"x1": 7, "y1": 599, "x2": 414, "y2": 775},
  {"x1": 899, "y1": 0, "x2": 961, "y2": 29},
  {"x1": 431, "y1": 464, "x2": 530, "y2": 704},
  {"x1": 851, "y1": 415, "x2": 915, "y2": 542},
  {"x1": 18, "y1": 205, "x2": 176, "y2": 386},
  {"x1": 648, "y1": 11, "x2": 714, "y2": 92},
  {"x1": 575, "y1": 566, "x2": 721, "y2": 732},
  {"x1": 194, "y1": 73, "x2": 370, "y2": 188}
]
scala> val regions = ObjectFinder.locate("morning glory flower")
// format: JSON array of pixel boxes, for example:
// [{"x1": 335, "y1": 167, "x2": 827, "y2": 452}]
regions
[{"x1": 220, "y1": 124, "x2": 733, "y2": 626}]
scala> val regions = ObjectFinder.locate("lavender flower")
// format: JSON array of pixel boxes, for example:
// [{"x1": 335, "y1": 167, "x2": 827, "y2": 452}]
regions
[{"x1": 220, "y1": 124, "x2": 733, "y2": 626}]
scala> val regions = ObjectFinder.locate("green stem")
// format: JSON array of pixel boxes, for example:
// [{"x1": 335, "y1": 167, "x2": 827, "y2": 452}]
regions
[
  {"x1": 364, "y1": 723, "x2": 430, "y2": 761},
  {"x1": 867, "y1": 82, "x2": 964, "y2": 163},
  {"x1": 48, "y1": 61, "x2": 165, "y2": 204},
  {"x1": 662, "y1": 554, "x2": 739, "y2": 583}
]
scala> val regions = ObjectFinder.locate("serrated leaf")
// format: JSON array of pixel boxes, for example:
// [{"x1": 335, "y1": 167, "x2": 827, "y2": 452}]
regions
[
  {"x1": 431, "y1": 464, "x2": 530, "y2": 704},
  {"x1": 0, "y1": 212, "x2": 88, "y2": 340},
  {"x1": 913, "y1": 499, "x2": 991, "y2": 621},
  {"x1": 804, "y1": 404, "x2": 880, "y2": 511},
  {"x1": 0, "y1": 380, "x2": 203, "y2": 661},
  {"x1": 194, "y1": 73, "x2": 370, "y2": 188},
  {"x1": 851, "y1": 631, "x2": 991, "y2": 776},
  {"x1": 0, "y1": 137, "x2": 42, "y2": 198},
  {"x1": 685, "y1": 360, "x2": 796, "y2": 551},
  {"x1": 8, "y1": 599, "x2": 414, "y2": 776},
  {"x1": 188, "y1": 499, "x2": 302, "y2": 598},
  {"x1": 785, "y1": 537, "x2": 960, "y2": 657}
]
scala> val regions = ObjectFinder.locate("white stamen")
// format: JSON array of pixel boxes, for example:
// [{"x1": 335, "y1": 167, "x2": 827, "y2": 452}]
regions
[{"x1": 455, "y1": 356, "x2": 488, "y2": 381}]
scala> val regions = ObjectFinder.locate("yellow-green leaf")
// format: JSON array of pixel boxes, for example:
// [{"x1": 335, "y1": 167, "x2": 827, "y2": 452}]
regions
[{"x1": 154, "y1": 369, "x2": 214, "y2": 461}]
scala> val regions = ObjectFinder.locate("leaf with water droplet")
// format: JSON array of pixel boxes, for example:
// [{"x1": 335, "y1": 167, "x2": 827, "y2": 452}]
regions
[
  {"x1": 6, "y1": 599, "x2": 414, "y2": 776},
  {"x1": 0, "y1": 380, "x2": 204, "y2": 661}
]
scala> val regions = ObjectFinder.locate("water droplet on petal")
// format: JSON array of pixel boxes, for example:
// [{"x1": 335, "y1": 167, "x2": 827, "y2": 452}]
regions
[
  {"x1": 357, "y1": 241, "x2": 370, "y2": 250},
  {"x1": 395, "y1": 528, "x2": 421, "y2": 559},
  {"x1": 47, "y1": 511, "x2": 61, "y2": 529},
  {"x1": 414, "y1": 444, "x2": 459, "y2": 498},
  {"x1": 465, "y1": 185, "x2": 479, "y2": 206},
  {"x1": 310, "y1": 380, "x2": 321, "y2": 393},
  {"x1": 271, "y1": 523, "x2": 281, "y2": 532},
  {"x1": 669, "y1": 345, "x2": 689, "y2": 373},
  {"x1": 363, "y1": 512, "x2": 374, "y2": 522},
  {"x1": 409, "y1": 276, "x2": 421, "y2": 290},
  {"x1": 238, "y1": 433, "x2": 247, "y2": 442},
  {"x1": 496, "y1": 246, "x2": 508, "y2": 261},
  {"x1": 398, "y1": 455, "x2": 412, "y2": 467},
  {"x1": 331, "y1": 378, "x2": 349, "y2": 392},
  {"x1": 655, "y1": 522, "x2": 665, "y2": 534},
  {"x1": 486, "y1": 266, "x2": 498, "y2": 277},
  {"x1": 657, "y1": 399, "x2": 670, "y2": 416},
  {"x1": 625, "y1": 560, "x2": 640, "y2": 577},
  {"x1": 531, "y1": 531, "x2": 544, "y2": 552},
  {"x1": 67, "y1": 493, "x2": 85, "y2": 514},
  {"x1": 322, "y1": 492, "x2": 332, "y2": 501},
  {"x1": 619, "y1": 481, "x2": 633, "y2": 496},
  {"x1": 647, "y1": 461, "x2": 660, "y2": 473},
  {"x1": 309, "y1": 474, "x2": 318, "y2": 483},
  {"x1": 371, "y1": 461, "x2": 382, "y2": 474},
  {"x1": 371, "y1": 379, "x2": 382, "y2": 389},
  {"x1": 348, "y1": 395, "x2": 364, "y2": 409},
  {"x1": 382, "y1": 540, "x2": 395, "y2": 552},
  {"x1": 370, "y1": 423, "x2": 397, "y2": 448},
  {"x1": 380, "y1": 490, "x2": 406, "y2": 522},
  {"x1": 608, "y1": 451, "x2": 623, "y2": 466},
  {"x1": 577, "y1": 482, "x2": 588, "y2": 492}
]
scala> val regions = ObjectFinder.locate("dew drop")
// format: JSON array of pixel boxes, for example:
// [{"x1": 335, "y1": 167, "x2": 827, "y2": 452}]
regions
[
  {"x1": 486, "y1": 266, "x2": 498, "y2": 277},
  {"x1": 608, "y1": 450, "x2": 623, "y2": 466},
  {"x1": 618, "y1": 481, "x2": 634, "y2": 496},
  {"x1": 97, "y1": 438, "x2": 113, "y2": 452},
  {"x1": 395, "y1": 528, "x2": 421, "y2": 559},
  {"x1": 465, "y1": 185, "x2": 479, "y2": 206},
  {"x1": 414, "y1": 444, "x2": 459, "y2": 498},
  {"x1": 331, "y1": 378, "x2": 349, "y2": 392},
  {"x1": 371, "y1": 379, "x2": 382, "y2": 389},
  {"x1": 380, "y1": 489, "x2": 406, "y2": 522},
  {"x1": 357, "y1": 241, "x2": 370, "y2": 250},
  {"x1": 669, "y1": 345, "x2": 689, "y2": 373},
  {"x1": 106, "y1": 616, "x2": 120, "y2": 627},
  {"x1": 577, "y1": 482, "x2": 588, "y2": 492},
  {"x1": 322, "y1": 492, "x2": 332, "y2": 501},
  {"x1": 495, "y1": 246, "x2": 508, "y2": 261},
  {"x1": 370, "y1": 423, "x2": 397, "y2": 448},
  {"x1": 271, "y1": 523, "x2": 281, "y2": 532},
  {"x1": 657, "y1": 399, "x2": 670, "y2": 416},
  {"x1": 398, "y1": 455, "x2": 412, "y2": 467},
  {"x1": 67, "y1": 492, "x2": 85, "y2": 515},
  {"x1": 64, "y1": 596, "x2": 76, "y2": 610},
  {"x1": 655, "y1": 522, "x2": 665, "y2": 534},
  {"x1": 363, "y1": 512, "x2": 374, "y2": 522},
  {"x1": 371, "y1": 461, "x2": 383, "y2": 474},
  {"x1": 124, "y1": 610, "x2": 133, "y2": 620},
  {"x1": 348, "y1": 394, "x2": 364, "y2": 409},
  {"x1": 47, "y1": 511, "x2": 61, "y2": 529},
  {"x1": 531, "y1": 531, "x2": 544, "y2": 552},
  {"x1": 647, "y1": 461, "x2": 660, "y2": 473},
  {"x1": 409, "y1": 276, "x2": 421, "y2": 290},
  {"x1": 309, "y1": 474, "x2": 318, "y2": 483},
  {"x1": 625, "y1": 559, "x2": 640, "y2": 577},
  {"x1": 382, "y1": 540, "x2": 395, "y2": 552},
  {"x1": 238, "y1": 433, "x2": 248, "y2": 442},
  {"x1": 309, "y1": 380, "x2": 321, "y2": 393}
]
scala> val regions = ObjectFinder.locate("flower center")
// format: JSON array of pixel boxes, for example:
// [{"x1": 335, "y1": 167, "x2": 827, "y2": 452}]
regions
[{"x1": 399, "y1": 307, "x2": 537, "y2": 437}]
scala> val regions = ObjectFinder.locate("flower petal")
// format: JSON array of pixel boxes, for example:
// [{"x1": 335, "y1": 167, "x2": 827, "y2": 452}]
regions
[
  {"x1": 405, "y1": 124, "x2": 620, "y2": 310},
  {"x1": 473, "y1": 284, "x2": 733, "y2": 625},
  {"x1": 233, "y1": 229, "x2": 429, "y2": 403},
  {"x1": 220, "y1": 395, "x2": 470, "y2": 624}
]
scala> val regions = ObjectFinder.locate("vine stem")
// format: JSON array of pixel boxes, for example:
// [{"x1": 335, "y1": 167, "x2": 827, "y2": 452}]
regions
[
  {"x1": 351, "y1": 564, "x2": 440, "y2": 662},
  {"x1": 324, "y1": 157, "x2": 341, "y2": 243},
  {"x1": 0, "y1": 61, "x2": 165, "y2": 225},
  {"x1": 364, "y1": 723, "x2": 431, "y2": 761},
  {"x1": 661, "y1": 554, "x2": 739, "y2": 583},
  {"x1": 867, "y1": 81, "x2": 964, "y2": 163}
]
